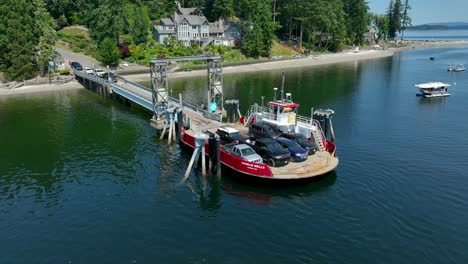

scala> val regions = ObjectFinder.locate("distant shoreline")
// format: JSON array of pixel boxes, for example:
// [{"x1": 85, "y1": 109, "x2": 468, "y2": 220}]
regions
[{"x1": 1, "y1": 40, "x2": 467, "y2": 97}]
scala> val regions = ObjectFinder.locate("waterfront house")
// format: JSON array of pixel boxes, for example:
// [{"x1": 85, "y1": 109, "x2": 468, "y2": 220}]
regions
[{"x1": 153, "y1": 4, "x2": 241, "y2": 47}]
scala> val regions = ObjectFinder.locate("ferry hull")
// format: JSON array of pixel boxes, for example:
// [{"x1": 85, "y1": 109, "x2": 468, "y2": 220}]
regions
[{"x1": 180, "y1": 128, "x2": 338, "y2": 180}]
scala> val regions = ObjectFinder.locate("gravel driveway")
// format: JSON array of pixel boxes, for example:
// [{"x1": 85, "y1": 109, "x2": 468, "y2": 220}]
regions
[{"x1": 56, "y1": 48, "x2": 101, "y2": 69}]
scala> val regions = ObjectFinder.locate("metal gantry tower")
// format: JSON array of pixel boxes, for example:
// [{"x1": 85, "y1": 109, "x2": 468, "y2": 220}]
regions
[{"x1": 150, "y1": 55, "x2": 223, "y2": 119}]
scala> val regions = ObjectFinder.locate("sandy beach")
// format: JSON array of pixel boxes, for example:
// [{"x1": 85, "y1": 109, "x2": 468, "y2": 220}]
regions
[
  {"x1": 0, "y1": 81, "x2": 84, "y2": 97},
  {"x1": 1, "y1": 40, "x2": 467, "y2": 96},
  {"x1": 122, "y1": 40, "x2": 468, "y2": 83}
]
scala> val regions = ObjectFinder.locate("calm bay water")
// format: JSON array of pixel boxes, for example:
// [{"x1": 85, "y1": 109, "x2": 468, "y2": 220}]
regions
[
  {"x1": 402, "y1": 29, "x2": 468, "y2": 41},
  {"x1": 1, "y1": 46, "x2": 468, "y2": 263}
]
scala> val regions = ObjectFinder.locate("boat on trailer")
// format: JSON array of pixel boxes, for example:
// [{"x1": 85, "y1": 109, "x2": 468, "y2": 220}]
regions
[
  {"x1": 179, "y1": 74, "x2": 338, "y2": 180},
  {"x1": 415, "y1": 82, "x2": 451, "y2": 98}
]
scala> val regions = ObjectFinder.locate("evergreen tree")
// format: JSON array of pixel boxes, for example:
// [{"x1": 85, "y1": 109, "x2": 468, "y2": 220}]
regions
[
  {"x1": 387, "y1": 0, "x2": 403, "y2": 40},
  {"x1": 89, "y1": 0, "x2": 128, "y2": 44},
  {"x1": 239, "y1": 0, "x2": 276, "y2": 58},
  {"x1": 132, "y1": 2, "x2": 151, "y2": 45},
  {"x1": 97, "y1": 38, "x2": 120, "y2": 65},
  {"x1": 141, "y1": 0, "x2": 176, "y2": 21},
  {"x1": 0, "y1": 0, "x2": 55, "y2": 81},
  {"x1": 342, "y1": 0, "x2": 369, "y2": 45},
  {"x1": 35, "y1": 0, "x2": 57, "y2": 75},
  {"x1": 400, "y1": 0, "x2": 412, "y2": 41}
]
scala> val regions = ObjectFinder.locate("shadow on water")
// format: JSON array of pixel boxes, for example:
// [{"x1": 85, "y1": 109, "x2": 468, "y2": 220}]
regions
[{"x1": 179, "y1": 165, "x2": 337, "y2": 210}]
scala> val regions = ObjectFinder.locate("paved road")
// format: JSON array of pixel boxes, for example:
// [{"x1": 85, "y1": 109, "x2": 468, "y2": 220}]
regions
[{"x1": 56, "y1": 48, "x2": 101, "y2": 69}]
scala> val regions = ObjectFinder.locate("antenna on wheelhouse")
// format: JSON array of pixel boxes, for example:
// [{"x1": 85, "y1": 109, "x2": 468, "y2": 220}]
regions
[
  {"x1": 281, "y1": 72, "x2": 285, "y2": 103},
  {"x1": 273, "y1": 87, "x2": 278, "y2": 101}
]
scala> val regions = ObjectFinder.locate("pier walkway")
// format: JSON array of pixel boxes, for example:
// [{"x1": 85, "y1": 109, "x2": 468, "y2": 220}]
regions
[{"x1": 73, "y1": 69, "x2": 221, "y2": 132}]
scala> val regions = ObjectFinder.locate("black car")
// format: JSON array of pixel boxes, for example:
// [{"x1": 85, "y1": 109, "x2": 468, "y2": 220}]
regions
[
  {"x1": 70, "y1": 61, "x2": 82, "y2": 71},
  {"x1": 101, "y1": 72, "x2": 118, "y2": 83},
  {"x1": 248, "y1": 123, "x2": 282, "y2": 139},
  {"x1": 281, "y1": 132, "x2": 319, "y2": 155},
  {"x1": 249, "y1": 138, "x2": 290, "y2": 167},
  {"x1": 216, "y1": 126, "x2": 249, "y2": 144}
]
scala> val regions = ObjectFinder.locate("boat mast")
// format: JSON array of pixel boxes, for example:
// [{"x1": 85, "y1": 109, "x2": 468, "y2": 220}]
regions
[{"x1": 281, "y1": 72, "x2": 285, "y2": 103}]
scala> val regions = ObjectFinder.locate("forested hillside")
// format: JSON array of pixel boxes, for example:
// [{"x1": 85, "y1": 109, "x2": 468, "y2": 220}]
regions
[{"x1": 0, "y1": 0, "x2": 411, "y2": 81}]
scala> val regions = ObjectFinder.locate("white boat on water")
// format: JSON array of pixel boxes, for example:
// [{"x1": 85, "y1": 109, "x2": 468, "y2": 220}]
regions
[
  {"x1": 415, "y1": 82, "x2": 451, "y2": 98},
  {"x1": 448, "y1": 64, "x2": 466, "y2": 72}
]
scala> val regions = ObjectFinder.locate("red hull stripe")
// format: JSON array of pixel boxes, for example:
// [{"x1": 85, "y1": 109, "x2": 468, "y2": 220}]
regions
[{"x1": 181, "y1": 129, "x2": 273, "y2": 177}]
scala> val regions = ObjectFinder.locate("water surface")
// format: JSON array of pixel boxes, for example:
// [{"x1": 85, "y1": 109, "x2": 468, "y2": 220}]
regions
[{"x1": 1, "y1": 46, "x2": 468, "y2": 263}]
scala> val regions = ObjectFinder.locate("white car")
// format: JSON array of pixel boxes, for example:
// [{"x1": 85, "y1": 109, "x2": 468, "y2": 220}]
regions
[
  {"x1": 94, "y1": 68, "x2": 105, "y2": 77},
  {"x1": 83, "y1": 67, "x2": 94, "y2": 75}
]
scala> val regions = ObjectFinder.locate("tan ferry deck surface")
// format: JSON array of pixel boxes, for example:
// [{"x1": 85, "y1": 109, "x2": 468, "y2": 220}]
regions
[{"x1": 182, "y1": 110, "x2": 339, "y2": 179}]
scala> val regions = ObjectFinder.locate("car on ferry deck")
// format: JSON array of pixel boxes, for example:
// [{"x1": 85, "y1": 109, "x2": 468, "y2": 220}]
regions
[
  {"x1": 228, "y1": 143, "x2": 263, "y2": 163},
  {"x1": 249, "y1": 138, "x2": 290, "y2": 167},
  {"x1": 274, "y1": 137, "x2": 308, "y2": 162},
  {"x1": 216, "y1": 125, "x2": 249, "y2": 144},
  {"x1": 248, "y1": 122, "x2": 282, "y2": 139},
  {"x1": 281, "y1": 132, "x2": 319, "y2": 155}
]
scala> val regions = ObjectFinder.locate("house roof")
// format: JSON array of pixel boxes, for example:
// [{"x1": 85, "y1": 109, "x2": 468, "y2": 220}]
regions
[
  {"x1": 153, "y1": 25, "x2": 175, "y2": 34},
  {"x1": 179, "y1": 7, "x2": 198, "y2": 16},
  {"x1": 161, "y1": 18, "x2": 174, "y2": 26},
  {"x1": 209, "y1": 20, "x2": 240, "y2": 34},
  {"x1": 209, "y1": 22, "x2": 224, "y2": 33},
  {"x1": 178, "y1": 15, "x2": 208, "y2": 26}
]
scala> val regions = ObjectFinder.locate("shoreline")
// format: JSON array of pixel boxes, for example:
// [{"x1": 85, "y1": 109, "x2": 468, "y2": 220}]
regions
[
  {"x1": 122, "y1": 40, "x2": 468, "y2": 83},
  {"x1": 1, "y1": 40, "x2": 467, "y2": 96},
  {"x1": 0, "y1": 81, "x2": 84, "y2": 97}
]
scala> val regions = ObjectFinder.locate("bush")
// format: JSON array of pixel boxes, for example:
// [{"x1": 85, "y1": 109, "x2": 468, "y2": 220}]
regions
[
  {"x1": 59, "y1": 68, "x2": 71, "y2": 75},
  {"x1": 79, "y1": 41, "x2": 87, "y2": 49}
]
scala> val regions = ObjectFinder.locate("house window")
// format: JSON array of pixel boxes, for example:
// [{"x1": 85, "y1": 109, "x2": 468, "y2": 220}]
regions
[
  {"x1": 167, "y1": 26, "x2": 173, "y2": 30},
  {"x1": 192, "y1": 26, "x2": 197, "y2": 30}
]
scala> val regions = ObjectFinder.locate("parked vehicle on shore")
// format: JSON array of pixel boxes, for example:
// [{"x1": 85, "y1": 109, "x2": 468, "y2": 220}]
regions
[
  {"x1": 94, "y1": 68, "x2": 105, "y2": 77},
  {"x1": 70, "y1": 62, "x2": 82, "y2": 71},
  {"x1": 83, "y1": 67, "x2": 94, "y2": 75},
  {"x1": 248, "y1": 138, "x2": 290, "y2": 167},
  {"x1": 102, "y1": 72, "x2": 118, "y2": 83}
]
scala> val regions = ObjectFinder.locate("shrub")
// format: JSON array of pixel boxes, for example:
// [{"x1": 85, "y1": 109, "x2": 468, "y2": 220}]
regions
[{"x1": 59, "y1": 68, "x2": 71, "y2": 75}]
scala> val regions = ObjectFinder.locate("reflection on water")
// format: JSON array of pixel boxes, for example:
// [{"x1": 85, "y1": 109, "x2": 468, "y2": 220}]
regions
[{"x1": 2, "y1": 46, "x2": 468, "y2": 263}]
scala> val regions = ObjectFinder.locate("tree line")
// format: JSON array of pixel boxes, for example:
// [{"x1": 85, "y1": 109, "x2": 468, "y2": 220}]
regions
[{"x1": 0, "y1": 0, "x2": 412, "y2": 81}]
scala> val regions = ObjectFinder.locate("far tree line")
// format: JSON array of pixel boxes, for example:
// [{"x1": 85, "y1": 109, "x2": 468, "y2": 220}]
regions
[{"x1": 0, "y1": 0, "x2": 411, "y2": 81}]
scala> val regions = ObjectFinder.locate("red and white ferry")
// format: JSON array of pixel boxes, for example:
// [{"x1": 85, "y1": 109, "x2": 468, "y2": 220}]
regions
[{"x1": 179, "y1": 84, "x2": 338, "y2": 180}]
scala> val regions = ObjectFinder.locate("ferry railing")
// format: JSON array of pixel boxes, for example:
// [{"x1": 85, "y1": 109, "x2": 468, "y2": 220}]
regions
[{"x1": 296, "y1": 115, "x2": 312, "y2": 126}]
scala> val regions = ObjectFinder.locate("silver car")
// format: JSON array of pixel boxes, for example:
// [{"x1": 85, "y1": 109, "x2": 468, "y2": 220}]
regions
[{"x1": 232, "y1": 144, "x2": 263, "y2": 163}]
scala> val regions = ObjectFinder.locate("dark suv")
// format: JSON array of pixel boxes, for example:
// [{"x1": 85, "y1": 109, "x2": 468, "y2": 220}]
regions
[
  {"x1": 216, "y1": 125, "x2": 249, "y2": 144},
  {"x1": 249, "y1": 123, "x2": 282, "y2": 139},
  {"x1": 249, "y1": 138, "x2": 290, "y2": 167},
  {"x1": 281, "y1": 132, "x2": 319, "y2": 155},
  {"x1": 70, "y1": 61, "x2": 83, "y2": 71}
]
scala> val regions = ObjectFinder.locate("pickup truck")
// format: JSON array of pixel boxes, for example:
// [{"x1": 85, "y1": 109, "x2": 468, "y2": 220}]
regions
[{"x1": 222, "y1": 143, "x2": 263, "y2": 163}]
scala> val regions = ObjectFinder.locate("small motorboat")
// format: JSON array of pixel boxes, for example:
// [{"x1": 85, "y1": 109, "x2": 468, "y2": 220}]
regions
[
  {"x1": 449, "y1": 64, "x2": 466, "y2": 72},
  {"x1": 415, "y1": 82, "x2": 451, "y2": 98}
]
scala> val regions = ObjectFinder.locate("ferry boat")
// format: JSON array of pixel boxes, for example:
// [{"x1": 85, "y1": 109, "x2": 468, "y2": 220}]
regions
[
  {"x1": 415, "y1": 82, "x2": 451, "y2": 98},
  {"x1": 179, "y1": 75, "x2": 338, "y2": 180}
]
